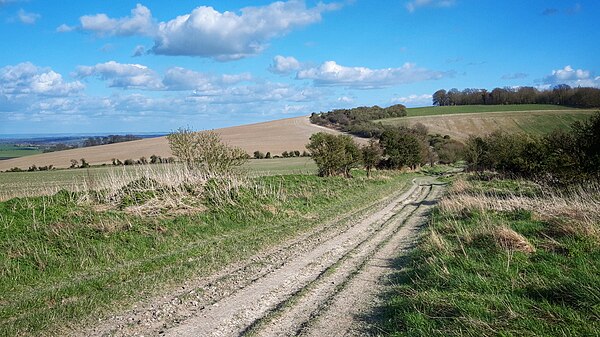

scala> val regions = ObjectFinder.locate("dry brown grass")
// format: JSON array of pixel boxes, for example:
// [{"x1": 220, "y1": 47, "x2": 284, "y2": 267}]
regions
[
  {"x1": 441, "y1": 177, "x2": 600, "y2": 246},
  {"x1": 0, "y1": 116, "x2": 363, "y2": 170}
]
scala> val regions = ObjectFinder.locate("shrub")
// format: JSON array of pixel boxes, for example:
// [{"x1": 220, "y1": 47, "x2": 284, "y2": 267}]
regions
[
  {"x1": 306, "y1": 132, "x2": 361, "y2": 177},
  {"x1": 167, "y1": 128, "x2": 247, "y2": 174},
  {"x1": 361, "y1": 139, "x2": 383, "y2": 177}
]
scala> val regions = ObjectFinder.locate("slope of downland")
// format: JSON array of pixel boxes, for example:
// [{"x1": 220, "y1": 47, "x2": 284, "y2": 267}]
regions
[
  {"x1": 0, "y1": 116, "x2": 356, "y2": 171},
  {"x1": 378, "y1": 107, "x2": 595, "y2": 141}
]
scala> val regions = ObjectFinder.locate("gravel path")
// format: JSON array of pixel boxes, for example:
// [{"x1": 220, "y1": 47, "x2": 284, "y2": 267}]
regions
[{"x1": 76, "y1": 176, "x2": 443, "y2": 337}]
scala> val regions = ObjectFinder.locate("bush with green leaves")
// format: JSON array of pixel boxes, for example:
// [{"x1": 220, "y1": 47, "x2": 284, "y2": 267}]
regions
[{"x1": 306, "y1": 132, "x2": 361, "y2": 177}]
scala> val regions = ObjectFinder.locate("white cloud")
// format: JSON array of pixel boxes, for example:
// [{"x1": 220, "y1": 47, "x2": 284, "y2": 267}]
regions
[
  {"x1": 78, "y1": 3, "x2": 155, "y2": 36},
  {"x1": 63, "y1": 1, "x2": 341, "y2": 60},
  {"x1": 56, "y1": 24, "x2": 75, "y2": 32},
  {"x1": 296, "y1": 61, "x2": 450, "y2": 88},
  {"x1": 269, "y1": 55, "x2": 302, "y2": 74},
  {"x1": 406, "y1": 0, "x2": 455, "y2": 13},
  {"x1": 337, "y1": 96, "x2": 354, "y2": 103},
  {"x1": 75, "y1": 61, "x2": 163, "y2": 90},
  {"x1": 0, "y1": 62, "x2": 84, "y2": 96},
  {"x1": 162, "y1": 67, "x2": 251, "y2": 91},
  {"x1": 543, "y1": 65, "x2": 600, "y2": 88},
  {"x1": 17, "y1": 9, "x2": 40, "y2": 24},
  {"x1": 391, "y1": 94, "x2": 432, "y2": 106}
]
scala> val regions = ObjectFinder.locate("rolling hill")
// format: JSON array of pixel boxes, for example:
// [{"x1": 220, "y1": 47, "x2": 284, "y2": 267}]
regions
[
  {"x1": 378, "y1": 107, "x2": 596, "y2": 141},
  {"x1": 0, "y1": 116, "x2": 353, "y2": 171}
]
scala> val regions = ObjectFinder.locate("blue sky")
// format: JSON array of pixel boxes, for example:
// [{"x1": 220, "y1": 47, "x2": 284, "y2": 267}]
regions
[{"x1": 0, "y1": 0, "x2": 598, "y2": 134}]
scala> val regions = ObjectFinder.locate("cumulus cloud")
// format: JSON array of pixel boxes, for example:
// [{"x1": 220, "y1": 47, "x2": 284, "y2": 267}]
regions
[
  {"x1": 296, "y1": 61, "x2": 450, "y2": 88},
  {"x1": 75, "y1": 61, "x2": 163, "y2": 90},
  {"x1": 62, "y1": 1, "x2": 341, "y2": 60},
  {"x1": 78, "y1": 3, "x2": 155, "y2": 36},
  {"x1": 542, "y1": 65, "x2": 600, "y2": 88},
  {"x1": 17, "y1": 9, "x2": 41, "y2": 24},
  {"x1": 269, "y1": 55, "x2": 302, "y2": 74},
  {"x1": 501, "y1": 72, "x2": 528, "y2": 80},
  {"x1": 391, "y1": 94, "x2": 432, "y2": 106},
  {"x1": 0, "y1": 62, "x2": 84, "y2": 96},
  {"x1": 406, "y1": 0, "x2": 455, "y2": 13}
]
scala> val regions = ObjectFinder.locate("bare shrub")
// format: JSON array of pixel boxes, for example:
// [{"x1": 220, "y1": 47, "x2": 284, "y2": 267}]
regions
[{"x1": 167, "y1": 128, "x2": 248, "y2": 174}]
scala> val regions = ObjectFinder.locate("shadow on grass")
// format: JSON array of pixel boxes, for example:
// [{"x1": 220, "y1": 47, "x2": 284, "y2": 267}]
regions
[{"x1": 353, "y1": 206, "x2": 434, "y2": 336}]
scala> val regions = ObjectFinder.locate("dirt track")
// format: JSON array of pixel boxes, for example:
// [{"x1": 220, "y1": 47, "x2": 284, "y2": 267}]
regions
[{"x1": 77, "y1": 177, "x2": 442, "y2": 337}]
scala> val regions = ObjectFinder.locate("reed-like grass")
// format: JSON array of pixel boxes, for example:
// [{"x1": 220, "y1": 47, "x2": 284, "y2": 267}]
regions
[{"x1": 380, "y1": 175, "x2": 600, "y2": 336}]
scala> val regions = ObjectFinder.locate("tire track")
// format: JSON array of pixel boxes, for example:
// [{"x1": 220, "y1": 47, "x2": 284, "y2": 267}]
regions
[
  {"x1": 162, "y1": 177, "x2": 442, "y2": 337},
  {"x1": 78, "y1": 178, "x2": 418, "y2": 337}
]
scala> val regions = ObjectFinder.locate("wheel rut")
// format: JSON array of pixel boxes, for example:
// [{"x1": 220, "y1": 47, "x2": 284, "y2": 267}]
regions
[{"x1": 161, "y1": 177, "x2": 443, "y2": 337}]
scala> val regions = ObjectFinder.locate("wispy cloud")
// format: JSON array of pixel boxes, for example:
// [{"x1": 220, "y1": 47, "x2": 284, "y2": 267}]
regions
[
  {"x1": 297, "y1": 61, "x2": 451, "y2": 88},
  {"x1": 501, "y1": 72, "x2": 528, "y2": 80},
  {"x1": 17, "y1": 9, "x2": 41, "y2": 25},
  {"x1": 406, "y1": 0, "x2": 455, "y2": 13}
]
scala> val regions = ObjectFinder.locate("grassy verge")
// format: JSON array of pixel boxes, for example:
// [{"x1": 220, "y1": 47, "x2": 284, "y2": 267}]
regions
[
  {"x1": 380, "y1": 176, "x2": 600, "y2": 336},
  {"x1": 0, "y1": 169, "x2": 415, "y2": 336}
]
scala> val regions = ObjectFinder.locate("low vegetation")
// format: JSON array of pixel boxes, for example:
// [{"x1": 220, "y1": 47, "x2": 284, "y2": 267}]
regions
[
  {"x1": 380, "y1": 176, "x2": 600, "y2": 336},
  {"x1": 464, "y1": 111, "x2": 600, "y2": 185}
]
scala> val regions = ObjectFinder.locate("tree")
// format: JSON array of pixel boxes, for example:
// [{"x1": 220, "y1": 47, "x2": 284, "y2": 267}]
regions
[
  {"x1": 253, "y1": 151, "x2": 265, "y2": 159},
  {"x1": 432, "y1": 89, "x2": 448, "y2": 106},
  {"x1": 80, "y1": 158, "x2": 90, "y2": 168},
  {"x1": 167, "y1": 128, "x2": 248, "y2": 174},
  {"x1": 70, "y1": 159, "x2": 79, "y2": 168},
  {"x1": 380, "y1": 129, "x2": 422, "y2": 169},
  {"x1": 361, "y1": 140, "x2": 382, "y2": 177},
  {"x1": 306, "y1": 133, "x2": 361, "y2": 177},
  {"x1": 265, "y1": 152, "x2": 271, "y2": 159}
]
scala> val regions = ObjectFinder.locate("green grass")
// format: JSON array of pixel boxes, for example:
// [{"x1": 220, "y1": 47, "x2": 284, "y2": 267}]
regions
[
  {"x1": 0, "y1": 169, "x2": 416, "y2": 336},
  {"x1": 380, "y1": 177, "x2": 600, "y2": 336},
  {"x1": 376, "y1": 108, "x2": 596, "y2": 140},
  {"x1": 0, "y1": 157, "x2": 317, "y2": 200},
  {"x1": 403, "y1": 104, "x2": 581, "y2": 117},
  {"x1": 0, "y1": 144, "x2": 42, "y2": 160}
]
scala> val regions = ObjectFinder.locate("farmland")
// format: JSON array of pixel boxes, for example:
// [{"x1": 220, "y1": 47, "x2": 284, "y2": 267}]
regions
[
  {"x1": 378, "y1": 108, "x2": 595, "y2": 141},
  {"x1": 0, "y1": 144, "x2": 42, "y2": 160}
]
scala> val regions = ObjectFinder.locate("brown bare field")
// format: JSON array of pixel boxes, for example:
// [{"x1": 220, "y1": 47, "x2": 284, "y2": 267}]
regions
[
  {"x1": 0, "y1": 116, "x2": 360, "y2": 170},
  {"x1": 379, "y1": 109, "x2": 595, "y2": 141}
]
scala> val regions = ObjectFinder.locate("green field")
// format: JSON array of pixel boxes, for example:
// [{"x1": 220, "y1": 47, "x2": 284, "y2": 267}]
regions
[
  {"x1": 0, "y1": 157, "x2": 317, "y2": 201},
  {"x1": 404, "y1": 104, "x2": 580, "y2": 117},
  {"x1": 0, "y1": 144, "x2": 42, "y2": 160}
]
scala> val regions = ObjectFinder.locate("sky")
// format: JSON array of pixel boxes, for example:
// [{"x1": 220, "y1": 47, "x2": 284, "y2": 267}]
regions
[{"x1": 0, "y1": 0, "x2": 598, "y2": 134}]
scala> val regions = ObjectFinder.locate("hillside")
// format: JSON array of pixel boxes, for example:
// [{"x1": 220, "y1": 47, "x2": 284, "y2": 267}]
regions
[
  {"x1": 0, "y1": 116, "x2": 353, "y2": 171},
  {"x1": 378, "y1": 107, "x2": 595, "y2": 141}
]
